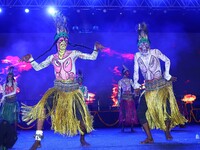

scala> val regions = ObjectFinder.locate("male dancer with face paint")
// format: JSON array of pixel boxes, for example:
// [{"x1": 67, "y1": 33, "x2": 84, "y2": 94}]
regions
[
  {"x1": 118, "y1": 65, "x2": 138, "y2": 132},
  {"x1": 20, "y1": 12, "x2": 104, "y2": 149},
  {"x1": 134, "y1": 22, "x2": 187, "y2": 144}
]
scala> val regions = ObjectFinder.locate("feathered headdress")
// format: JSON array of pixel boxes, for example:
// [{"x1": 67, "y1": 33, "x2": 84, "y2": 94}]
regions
[
  {"x1": 53, "y1": 12, "x2": 69, "y2": 41},
  {"x1": 137, "y1": 22, "x2": 150, "y2": 46}
]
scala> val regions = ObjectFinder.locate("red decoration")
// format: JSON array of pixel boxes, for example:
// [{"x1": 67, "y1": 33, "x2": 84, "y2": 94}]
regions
[{"x1": 182, "y1": 94, "x2": 196, "y2": 104}]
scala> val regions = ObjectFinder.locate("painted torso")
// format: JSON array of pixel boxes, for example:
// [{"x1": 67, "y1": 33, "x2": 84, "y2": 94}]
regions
[
  {"x1": 118, "y1": 77, "x2": 134, "y2": 101},
  {"x1": 118, "y1": 78, "x2": 134, "y2": 94},
  {"x1": 136, "y1": 50, "x2": 162, "y2": 80},
  {"x1": 133, "y1": 49, "x2": 171, "y2": 89},
  {"x1": 30, "y1": 49, "x2": 98, "y2": 83},
  {"x1": 52, "y1": 51, "x2": 76, "y2": 81}
]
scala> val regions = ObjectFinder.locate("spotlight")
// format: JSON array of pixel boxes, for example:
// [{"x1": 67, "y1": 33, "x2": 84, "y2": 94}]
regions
[
  {"x1": 0, "y1": 8, "x2": 2, "y2": 13},
  {"x1": 47, "y1": 7, "x2": 57, "y2": 16},
  {"x1": 133, "y1": 10, "x2": 137, "y2": 13},
  {"x1": 103, "y1": 9, "x2": 107, "y2": 13},
  {"x1": 76, "y1": 9, "x2": 80, "y2": 13},
  {"x1": 25, "y1": 8, "x2": 29, "y2": 13}
]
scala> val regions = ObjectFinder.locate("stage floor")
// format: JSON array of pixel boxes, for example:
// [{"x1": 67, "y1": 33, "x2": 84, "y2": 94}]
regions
[{"x1": 12, "y1": 124, "x2": 200, "y2": 150}]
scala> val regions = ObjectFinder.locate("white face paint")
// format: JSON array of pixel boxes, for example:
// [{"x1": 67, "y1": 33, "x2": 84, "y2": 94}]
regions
[{"x1": 138, "y1": 42, "x2": 150, "y2": 56}]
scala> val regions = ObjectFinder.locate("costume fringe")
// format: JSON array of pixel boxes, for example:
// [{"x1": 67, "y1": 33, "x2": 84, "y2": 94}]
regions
[
  {"x1": 145, "y1": 85, "x2": 187, "y2": 131},
  {"x1": 21, "y1": 88, "x2": 93, "y2": 136},
  {"x1": 1, "y1": 97, "x2": 20, "y2": 124}
]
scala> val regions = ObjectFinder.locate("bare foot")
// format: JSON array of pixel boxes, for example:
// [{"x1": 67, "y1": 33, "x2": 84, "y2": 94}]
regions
[
  {"x1": 140, "y1": 138, "x2": 154, "y2": 144},
  {"x1": 29, "y1": 140, "x2": 41, "y2": 150},
  {"x1": 80, "y1": 139, "x2": 90, "y2": 147},
  {"x1": 165, "y1": 131, "x2": 173, "y2": 140}
]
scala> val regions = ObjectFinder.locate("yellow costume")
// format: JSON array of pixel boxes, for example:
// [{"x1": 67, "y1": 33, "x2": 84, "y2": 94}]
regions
[{"x1": 22, "y1": 81, "x2": 93, "y2": 136}]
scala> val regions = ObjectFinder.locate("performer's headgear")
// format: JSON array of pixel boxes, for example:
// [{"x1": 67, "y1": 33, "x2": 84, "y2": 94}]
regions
[
  {"x1": 137, "y1": 22, "x2": 150, "y2": 46},
  {"x1": 53, "y1": 12, "x2": 69, "y2": 42},
  {"x1": 122, "y1": 65, "x2": 129, "y2": 75}
]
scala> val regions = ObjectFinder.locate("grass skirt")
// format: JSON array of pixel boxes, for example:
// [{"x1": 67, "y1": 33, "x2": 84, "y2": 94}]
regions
[
  {"x1": 22, "y1": 88, "x2": 93, "y2": 136},
  {"x1": 145, "y1": 85, "x2": 187, "y2": 131}
]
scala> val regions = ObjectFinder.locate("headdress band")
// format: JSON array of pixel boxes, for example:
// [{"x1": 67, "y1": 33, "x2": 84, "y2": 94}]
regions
[{"x1": 54, "y1": 32, "x2": 69, "y2": 41}]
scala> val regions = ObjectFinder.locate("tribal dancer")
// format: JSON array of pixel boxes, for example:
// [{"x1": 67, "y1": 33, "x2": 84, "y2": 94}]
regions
[
  {"x1": 0, "y1": 66, "x2": 19, "y2": 149},
  {"x1": 134, "y1": 22, "x2": 187, "y2": 144},
  {"x1": 0, "y1": 66, "x2": 19, "y2": 127},
  {"x1": 118, "y1": 65, "x2": 138, "y2": 132},
  {"x1": 20, "y1": 12, "x2": 104, "y2": 149}
]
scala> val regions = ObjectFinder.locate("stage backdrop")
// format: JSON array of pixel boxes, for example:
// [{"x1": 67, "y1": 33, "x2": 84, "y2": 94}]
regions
[
  {"x1": 0, "y1": 9, "x2": 200, "y2": 109},
  {"x1": 0, "y1": 31, "x2": 199, "y2": 109}
]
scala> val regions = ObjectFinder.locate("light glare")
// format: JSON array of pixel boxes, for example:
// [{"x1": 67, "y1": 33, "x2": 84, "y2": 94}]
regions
[
  {"x1": 47, "y1": 7, "x2": 57, "y2": 15},
  {"x1": 25, "y1": 8, "x2": 29, "y2": 13}
]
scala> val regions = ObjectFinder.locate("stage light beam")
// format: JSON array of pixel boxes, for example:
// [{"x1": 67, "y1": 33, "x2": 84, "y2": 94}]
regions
[
  {"x1": 47, "y1": 7, "x2": 57, "y2": 16},
  {"x1": 25, "y1": 8, "x2": 29, "y2": 13}
]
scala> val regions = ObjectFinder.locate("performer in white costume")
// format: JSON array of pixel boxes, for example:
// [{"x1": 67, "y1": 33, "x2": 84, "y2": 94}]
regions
[{"x1": 134, "y1": 22, "x2": 187, "y2": 144}]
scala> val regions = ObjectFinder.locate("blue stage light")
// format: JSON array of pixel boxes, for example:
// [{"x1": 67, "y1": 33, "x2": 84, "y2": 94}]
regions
[
  {"x1": 25, "y1": 8, "x2": 29, "y2": 13},
  {"x1": 47, "y1": 7, "x2": 57, "y2": 16}
]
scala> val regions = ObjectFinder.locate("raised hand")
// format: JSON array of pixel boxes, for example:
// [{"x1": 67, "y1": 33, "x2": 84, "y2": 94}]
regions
[
  {"x1": 95, "y1": 42, "x2": 105, "y2": 51},
  {"x1": 19, "y1": 54, "x2": 32, "y2": 62}
]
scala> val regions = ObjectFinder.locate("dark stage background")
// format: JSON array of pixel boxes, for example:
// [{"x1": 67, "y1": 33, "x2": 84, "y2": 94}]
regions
[{"x1": 0, "y1": 9, "x2": 200, "y2": 110}]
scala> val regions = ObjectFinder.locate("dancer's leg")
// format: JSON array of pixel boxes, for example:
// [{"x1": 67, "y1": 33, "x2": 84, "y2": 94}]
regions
[
  {"x1": 29, "y1": 118, "x2": 45, "y2": 150},
  {"x1": 164, "y1": 120, "x2": 173, "y2": 140},
  {"x1": 164, "y1": 100, "x2": 173, "y2": 140},
  {"x1": 80, "y1": 121, "x2": 90, "y2": 146},
  {"x1": 137, "y1": 92, "x2": 154, "y2": 144}
]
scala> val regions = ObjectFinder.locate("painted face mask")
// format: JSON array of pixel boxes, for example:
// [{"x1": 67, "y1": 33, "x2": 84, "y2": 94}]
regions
[
  {"x1": 57, "y1": 37, "x2": 68, "y2": 51},
  {"x1": 56, "y1": 37, "x2": 68, "y2": 59},
  {"x1": 138, "y1": 42, "x2": 150, "y2": 55}
]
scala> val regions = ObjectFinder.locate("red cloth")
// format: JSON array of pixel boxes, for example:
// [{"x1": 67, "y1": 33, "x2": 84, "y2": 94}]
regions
[
  {"x1": 5, "y1": 85, "x2": 14, "y2": 95},
  {"x1": 119, "y1": 100, "x2": 138, "y2": 126}
]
